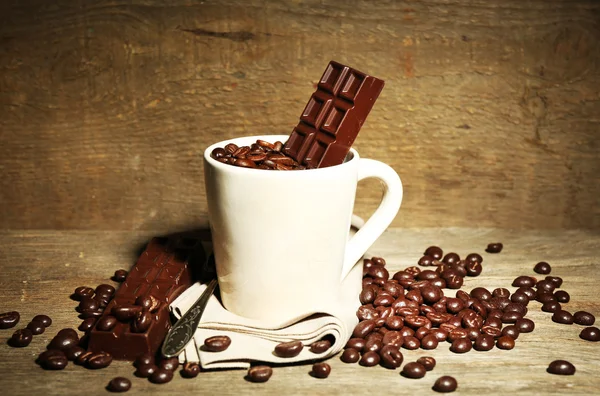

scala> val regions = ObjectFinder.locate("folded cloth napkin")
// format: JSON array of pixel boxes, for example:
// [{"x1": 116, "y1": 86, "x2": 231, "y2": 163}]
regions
[{"x1": 169, "y1": 262, "x2": 363, "y2": 370}]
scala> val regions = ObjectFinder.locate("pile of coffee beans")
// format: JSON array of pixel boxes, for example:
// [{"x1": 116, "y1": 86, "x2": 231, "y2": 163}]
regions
[{"x1": 210, "y1": 140, "x2": 305, "y2": 170}]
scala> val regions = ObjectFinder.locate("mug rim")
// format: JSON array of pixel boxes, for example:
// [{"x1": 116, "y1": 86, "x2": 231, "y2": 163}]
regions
[{"x1": 204, "y1": 134, "x2": 360, "y2": 174}]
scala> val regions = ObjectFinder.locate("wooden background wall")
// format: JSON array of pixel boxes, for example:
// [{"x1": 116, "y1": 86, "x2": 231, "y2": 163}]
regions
[{"x1": 0, "y1": 0, "x2": 599, "y2": 232}]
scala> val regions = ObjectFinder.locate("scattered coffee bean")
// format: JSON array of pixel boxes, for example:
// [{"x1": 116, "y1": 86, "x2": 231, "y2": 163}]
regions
[
  {"x1": 450, "y1": 338, "x2": 472, "y2": 353},
  {"x1": 473, "y1": 334, "x2": 494, "y2": 351},
  {"x1": 420, "y1": 334, "x2": 439, "y2": 350},
  {"x1": 501, "y1": 325, "x2": 520, "y2": 340},
  {"x1": 95, "y1": 284, "x2": 116, "y2": 297},
  {"x1": 403, "y1": 336, "x2": 421, "y2": 350},
  {"x1": 0, "y1": 311, "x2": 20, "y2": 329},
  {"x1": 379, "y1": 344, "x2": 403, "y2": 369},
  {"x1": 402, "y1": 362, "x2": 427, "y2": 378},
  {"x1": 340, "y1": 348, "x2": 360, "y2": 363},
  {"x1": 181, "y1": 362, "x2": 201, "y2": 378},
  {"x1": 9, "y1": 328, "x2": 33, "y2": 347},
  {"x1": 134, "y1": 352, "x2": 154, "y2": 367},
  {"x1": 65, "y1": 345, "x2": 86, "y2": 361},
  {"x1": 79, "y1": 318, "x2": 96, "y2": 332},
  {"x1": 345, "y1": 338, "x2": 366, "y2": 351},
  {"x1": 515, "y1": 318, "x2": 535, "y2": 333},
  {"x1": 39, "y1": 349, "x2": 68, "y2": 370},
  {"x1": 579, "y1": 326, "x2": 600, "y2": 342},
  {"x1": 74, "y1": 351, "x2": 93, "y2": 365},
  {"x1": 26, "y1": 320, "x2": 46, "y2": 335},
  {"x1": 496, "y1": 335, "x2": 515, "y2": 350},
  {"x1": 311, "y1": 362, "x2": 331, "y2": 378},
  {"x1": 541, "y1": 301, "x2": 561, "y2": 313},
  {"x1": 534, "y1": 262, "x2": 551, "y2": 274},
  {"x1": 96, "y1": 315, "x2": 118, "y2": 331},
  {"x1": 32, "y1": 315, "x2": 52, "y2": 328},
  {"x1": 107, "y1": 377, "x2": 131, "y2": 393},
  {"x1": 486, "y1": 243, "x2": 503, "y2": 253},
  {"x1": 135, "y1": 363, "x2": 157, "y2": 378},
  {"x1": 433, "y1": 375, "x2": 458, "y2": 393},
  {"x1": 274, "y1": 340, "x2": 303, "y2": 358},
  {"x1": 150, "y1": 369, "x2": 174, "y2": 384},
  {"x1": 545, "y1": 276, "x2": 563, "y2": 288},
  {"x1": 73, "y1": 286, "x2": 94, "y2": 301},
  {"x1": 417, "y1": 356, "x2": 436, "y2": 371},
  {"x1": 424, "y1": 246, "x2": 444, "y2": 260},
  {"x1": 48, "y1": 328, "x2": 79, "y2": 350},
  {"x1": 554, "y1": 290, "x2": 570, "y2": 303},
  {"x1": 547, "y1": 360, "x2": 575, "y2": 375},
  {"x1": 512, "y1": 276, "x2": 536, "y2": 287},
  {"x1": 87, "y1": 351, "x2": 113, "y2": 369},
  {"x1": 573, "y1": 311, "x2": 595, "y2": 326},
  {"x1": 552, "y1": 310, "x2": 574, "y2": 325},
  {"x1": 112, "y1": 269, "x2": 129, "y2": 283},
  {"x1": 359, "y1": 351, "x2": 380, "y2": 367},
  {"x1": 309, "y1": 339, "x2": 332, "y2": 354},
  {"x1": 247, "y1": 365, "x2": 273, "y2": 382},
  {"x1": 78, "y1": 297, "x2": 100, "y2": 313},
  {"x1": 159, "y1": 357, "x2": 179, "y2": 371}
]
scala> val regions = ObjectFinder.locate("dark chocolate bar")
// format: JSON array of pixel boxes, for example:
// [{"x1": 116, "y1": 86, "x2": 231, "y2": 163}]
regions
[
  {"x1": 87, "y1": 235, "x2": 204, "y2": 360},
  {"x1": 283, "y1": 61, "x2": 385, "y2": 168}
]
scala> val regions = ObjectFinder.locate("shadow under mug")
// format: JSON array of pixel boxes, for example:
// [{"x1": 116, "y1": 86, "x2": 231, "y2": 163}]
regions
[{"x1": 204, "y1": 135, "x2": 403, "y2": 323}]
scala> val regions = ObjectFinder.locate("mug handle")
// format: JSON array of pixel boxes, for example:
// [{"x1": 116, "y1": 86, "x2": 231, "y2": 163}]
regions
[{"x1": 340, "y1": 158, "x2": 403, "y2": 280}]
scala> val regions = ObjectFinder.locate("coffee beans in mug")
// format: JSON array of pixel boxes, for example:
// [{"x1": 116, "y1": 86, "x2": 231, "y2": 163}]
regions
[
  {"x1": 401, "y1": 362, "x2": 427, "y2": 378},
  {"x1": 274, "y1": 340, "x2": 303, "y2": 358},
  {"x1": 0, "y1": 311, "x2": 20, "y2": 329},
  {"x1": 311, "y1": 362, "x2": 331, "y2": 378},
  {"x1": 433, "y1": 376, "x2": 458, "y2": 393},
  {"x1": 547, "y1": 360, "x2": 575, "y2": 375},
  {"x1": 9, "y1": 328, "x2": 33, "y2": 347},
  {"x1": 247, "y1": 365, "x2": 273, "y2": 382},
  {"x1": 107, "y1": 377, "x2": 131, "y2": 393}
]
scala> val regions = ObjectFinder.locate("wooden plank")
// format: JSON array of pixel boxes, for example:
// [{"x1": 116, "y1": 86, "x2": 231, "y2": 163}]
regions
[
  {"x1": 0, "y1": 228, "x2": 599, "y2": 395},
  {"x1": 0, "y1": 0, "x2": 599, "y2": 231}
]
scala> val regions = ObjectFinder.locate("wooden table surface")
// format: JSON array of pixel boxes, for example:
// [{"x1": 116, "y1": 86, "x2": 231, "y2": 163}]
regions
[{"x1": 0, "y1": 228, "x2": 599, "y2": 395}]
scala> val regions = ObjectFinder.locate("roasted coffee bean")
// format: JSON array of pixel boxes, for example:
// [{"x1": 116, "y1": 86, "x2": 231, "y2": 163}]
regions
[
  {"x1": 443, "y1": 274, "x2": 463, "y2": 289},
  {"x1": 107, "y1": 377, "x2": 131, "y2": 393},
  {"x1": 181, "y1": 362, "x2": 201, "y2": 378},
  {"x1": 363, "y1": 338, "x2": 383, "y2": 354},
  {"x1": 554, "y1": 290, "x2": 570, "y2": 303},
  {"x1": 420, "y1": 334, "x2": 439, "y2": 350},
  {"x1": 430, "y1": 328, "x2": 449, "y2": 342},
  {"x1": 501, "y1": 325, "x2": 520, "y2": 340},
  {"x1": 433, "y1": 375, "x2": 458, "y2": 393},
  {"x1": 417, "y1": 356, "x2": 436, "y2": 371},
  {"x1": 547, "y1": 360, "x2": 575, "y2": 375},
  {"x1": 48, "y1": 328, "x2": 79, "y2": 350},
  {"x1": 573, "y1": 311, "x2": 595, "y2": 326},
  {"x1": 492, "y1": 288, "x2": 510, "y2": 298},
  {"x1": 79, "y1": 318, "x2": 96, "y2": 332},
  {"x1": 112, "y1": 269, "x2": 128, "y2": 283},
  {"x1": 356, "y1": 305, "x2": 378, "y2": 321},
  {"x1": 403, "y1": 336, "x2": 420, "y2": 350},
  {"x1": 541, "y1": 301, "x2": 561, "y2": 313},
  {"x1": 401, "y1": 362, "x2": 426, "y2": 378},
  {"x1": 421, "y1": 284, "x2": 443, "y2": 304},
  {"x1": 515, "y1": 318, "x2": 535, "y2": 333},
  {"x1": 446, "y1": 298, "x2": 465, "y2": 314},
  {"x1": 80, "y1": 309, "x2": 103, "y2": 319},
  {"x1": 211, "y1": 147, "x2": 228, "y2": 158},
  {"x1": 311, "y1": 362, "x2": 331, "y2": 378},
  {"x1": 496, "y1": 335, "x2": 515, "y2": 350},
  {"x1": 26, "y1": 320, "x2": 45, "y2": 335},
  {"x1": 504, "y1": 302, "x2": 527, "y2": 316},
  {"x1": 399, "y1": 327, "x2": 416, "y2": 339},
  {"x1": 431, "y1": 278, "x2": 447, "y2": 288},
  {"x1": 382, "y1": 331, "x2": 404, "y2": 347},
  {"x1": 159, "y1": 357, "x2": 179, "y2": 371},
  {"x1": 340, "y1": 348, "x2": 360, "y2": 363},
  {"x1": 516, "y1": 287, "x2": 536, "y2": 300},
  {"x1": 404, "y1": 315, "x2": 431, "y2": 329},
  {"x1": 73, "y1": 286, "x2": 95, "y2": 300},
  {"x1": 510, "y1": 291, "x2": 530, "y2": 305},
  {"x1": 359, "y1": 287, "x2": 377, "y2": 305},
  {"x1": 450, "y1": 263, "x2": 467, "y2": 278},
  {"x1": 359, "y1": 351, "x2": 380, "y2": 367},
  {"x1": 465, "y1": 261, "x2": 482, "y2": 277},
  {"x1": 533, "y1": 261, "x2": 551, "y2": 274},
  {"x1": 374, "y1": 294, "x2": 395, "y2": 307},
  {"x1": 481, "y1": 325, "x2": 502, "y2": 338},
  {"x1": 352, "y1": 319, "x2": 376, "y2": 338},
  {"x1": 150, "y1": 369, "x2": 174, "y2": 384},
  {"x1": 135, "y1": 363, "x2": 157, "y2": 378},
  {"x1": 450, "y1": 338, "x2": 472, "y2": 354},
  {"x1": 485, "y1": 316, "x2": 503, "y2": 328},
  {"x1": 536, "y1": 292, "x2": 556, "y2": 304},
  {"x1": 385, "y1": 315, "x2": 404, "y2": 330},
  {"x1": 0, "y1": 311, "x2": 20, "y2": 329},
  {"x1": 247, "y1": 365, "x2": 272, "y2": 382},
  {"x1": 424, "y1": 246, "x2": 443, "y2": 260},
  {"x1": 65, "y1": 346, "x2": 86, "y2": 361},
  {"x1": 134, "y1": 353, "x2": 154, "y2": 367},
  {"x1": 414, "y1": 326, "x2": 430, "y2": 340},
  {"x1": 96, "y1": 284, "x2": 115, "y2": 297},
  {"x1": 442, "y1": 253, "x2": 460, "y2": 265},
  {"x1": 365, "y1": 332, "x2": 384, "y2": 344},
  {"x1": 32, "y1": 315, "x2": 52, "y2": 328},
  {"x1": 474, "y1": 334, "x2": 495, "y2": 351},
  {"x1": 78, "y1": 297, "x2": 100, "y2": 313},
  {"x1": 512, "y1": 276, "x2": 536, "y2": 287},
  {"x1": 552, "y1": 310, "x2": 574, "y2": 324},
  {"x1": 383, "y1": 281, "x2": 403, "y2": 298},
  {"x1": 580, "y1": 326, "x2": 600, "y2": 341},
  {"x1": 546, "y1": 276, "x2": 563, "y2": 288},
  {"x1": 274, "y1": 340, "x2": 303, "y2": 358},
  {"x1": 310, "y1": 339, "x2": 332, "y2": 354},
  {"x1": 87, "y1": 351, "x2": 113, "y2": 369},
  {"x1": 75, "y1": 351, "x2": 93, "y2": 365},
  {"x1": 9, "y1": 328, "x2": 33, "y2": 347},
  {"x1": 377, "y1": 344, "x2": 403, "y2": 369},
  {"x1": 536, "y1": 280, "x2": 556, "y2": 294},
  {"x1": 345, "y1": 338, "x2": 366, "y2": 350},
  {"x1": 486, "y1": 243, "x2": 503, "y2": 253},
  {"x1": 204, "y1": 335, "x2": 232, "y2": 352},
  {"x1": 131, "y1": 310, "x2": 152, "y2": 333},
  {"x1": 366, "y1": 265, "x2": 389, "y2": 280},
  {"x1": 96, "y1": 315, "x2": 118, "y2": 331},
  {"x1": 416, "y1": 270, "x2": 439, "y2": 281},
  {"x1": 501, "y1": 311, "x2": 523, "y2": 324},
  {"x1": 111, "y1": 305, "x2": 142, "y2": 322},
  {"x1": 418, "y1": 255, "x2": 435, "y2": 267},
  {"x1": 39, "y1": 349, "x2": 68, "y2": 370}
]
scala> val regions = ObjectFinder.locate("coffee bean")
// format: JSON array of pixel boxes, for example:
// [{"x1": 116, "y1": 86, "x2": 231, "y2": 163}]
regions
[
  {"x1": 112, "y1": 269, "x2": 128, "y2": 283},
  {"x1": 474, "y1": 334, "x2": 495, "y2": 351},
  {"x1": 107, "y1": 377, "x2": 131, "y2": 392},
  {"x1": 274, "y1": 340, "x2": 303, "y2": 358},
  {"x1": 74, "y1": 351, "x2": 93, "y2": 365},
  {"x1": 134, "y1": 352, "x2": 154, "y2": 367},
  {"x1": 181, "y1": 362, "x2": 201, "y2": 378},
  {"x1": 414, "y1": 326, "x2": 430, "y2": 340},
  {"x1": 403, "y1": 336, "x2": 420, "y2": 350},
  {"x1": 359, "y1": 351, "x2": 380, "y2": 367},
  {"x1": 78, "y1": 297, "x2": 100, "y2": 313},
  {"x1": 80, "y1": 309, "x2": 103, "y2": 319},
  {"x1": 345, "y1": 338, "x2": 366, "y2": 350},
  {"x1": 536, "y1": 292, "x2": 556, "y2": 304},
  {"x1": 515, "y1": 318, "x2": 535, "y2": 333},
  {"x1": 420, "y1": 334, "x2": 439, "y2": 350},
  {"x1": 424, "y1": 246, "x2": 443, "y2": 260},
  {"x1": 31, "y1": 315, "x2": 52, "y2": 328},
  {"x1": 442, "y1": 253, "x2": 460, "y2": 266},
  {"x1": 96, "y1": 315, "x2": 118, "y2": 331},
  {"x1": 96, "y1": 284, "x2": 115, "y2": 297},
  {"x1": 496, "y1": 335, "x2": 515, "y2": 350},
  {"x1": 417, "y1": 356, "x2": 436, "y2": 371},
  {"x1": 580, "y1": 326, "x2": 600, "y2": 341},
  {"x1": 247, "y1": 365, "x2": 272, "y2": 382},
  {"x1": 485, "y1": 243, "x2": 503, "y2": 253},
  {"x1": 545, "y1": 276, "x2": 563, "y2": 288},
  {"x1": 465, "y1": 261, "x2": 482, "y2": 277},
  {"x1": 87, "y1": 351, "x2": 113, "y2": 369},
  {"x1": 39, "y1": 349, "x2": 68, "y2": 370},
  {"x1": 501, "y1": 325, "x2": 520, "y2": 340},
  {"x1": 433, "y1": 375, "x2": 458, "y2": 393},
  {"x1": 533, "y1": 261, "x2": 551, "y2": 274},
  {"x1": 366, "y1": 265, "x2": 389, "y2": 280},
  {"x1": 130, "y1": 310, "x2": 152, "y2": 333},
  {"x1": 159, "y1": 357, "x2": 179, "y2": 371},
  {"x1": 135, "y1": 363, "x2": 157, "y2": 378},
  {"x1": 78, "y1": 318, "x2": 96, "y2": 332},
  {"x1": 111, "y1": 305, "x2": 142, "y2": 322},
  {"x1": 0, "y1": 311, "x2": 20, "y2": 329},
  {"x1": 512, "y1": 276, "x2": 536, "y2": 287},
  {"x1": 552, "y1": 310, "x2": 574, "y2": 324},
  {"x1": 363, "y1": 338, "x2": 383, "y2": 354},
  {"x1": 311, "y1": 362, "x2": 331, "y2": 378},
  {"x1": 26, "y1": 320, "x2": 45, "y2": 335},
  {"x1": 510, "y1": 291, "x2": 530, "y2": 306},
  {"x1": 340, "y1": 348, "x2": 360, "y2": 363},
  {"x1": 352, "y1": 319, "x2": 376, "y2": 338},
  {"x1": 382, "y1": 331, "x2": 404, "y2": 347},
  {"x1": 9, "y1": 328, "x2": 33, "y2": 347},
  {"x1": 547, "y1": 360, "x2": 575, "y2": 375},
  {"x1": 48, "y1": 328, "x2": 79, "y2": 350},
  {"x1": 309, "y1": 339, "x2": 332, "y2": 354},
  {"x1": 470, "y1": 287, "x2": 492, "y2": 302},
  {"x1": 203, "y1": 335, "x2": 232, "y2": 352},
  {"x1": 504, "y1": 302, "x2": 527, "y2": 316},
  {"x1": 402, "y1": 362, "x2": 426, "y2": 378},
  {"x1": 150, "y1": 369, "x2": 174, "y2": 384},
  {"x1": 573, "y1": 311, "x2": 595, "y2": 326},
  {"x1": 73, "y1": 286, "x2": 94, "y2": 300},
  {"x1": 554, "y1": 290, "x2": 570, "y2": 303},
  {"x1": 65, "y1": 345, "x2": 86, "y2": 361},
  {"x1": 418, "y1": 255, "x2": 435, "y2": 266},
  {"x1": 541, "y1": 301, "x2": 561, "y2": 313},
  {"x1": 379, "y1": 344, "x2": 403, "y2": 369},
  {"x1": 450, "y1": 338, "x2": 472, "y2": 353}
]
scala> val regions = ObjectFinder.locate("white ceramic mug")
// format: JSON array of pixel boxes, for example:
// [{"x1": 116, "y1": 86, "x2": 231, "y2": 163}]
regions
[{"x1": 203, "y1": 135, "x2": 402, "y2": 323}]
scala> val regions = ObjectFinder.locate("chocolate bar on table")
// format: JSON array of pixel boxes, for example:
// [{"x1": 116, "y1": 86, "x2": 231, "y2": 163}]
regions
[
  {"x1": 283, "y1": 61, "x2": 385, "y2": 168},
  {"x1": 87, "y1": 235, "x2": 205, "y2": 360}
]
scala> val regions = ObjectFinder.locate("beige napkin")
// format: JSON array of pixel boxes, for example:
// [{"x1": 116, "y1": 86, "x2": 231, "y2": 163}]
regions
[{"x1": 169, "y1": 262, "x2": 362, "y2": 370}]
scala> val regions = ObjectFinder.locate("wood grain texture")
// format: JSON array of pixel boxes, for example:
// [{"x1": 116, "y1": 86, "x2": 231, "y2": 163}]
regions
[
  {"x1": 0, "y1": 0, "x2": 599, "y2": 231},
  {"x1": 0, "y1": 228, "x2": 599, "y2": 395}
]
